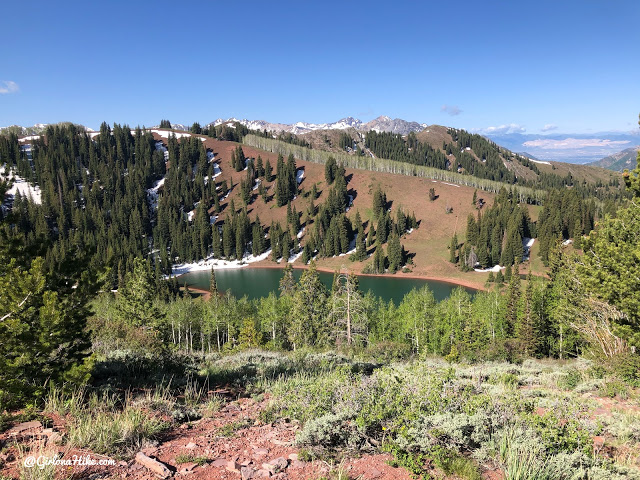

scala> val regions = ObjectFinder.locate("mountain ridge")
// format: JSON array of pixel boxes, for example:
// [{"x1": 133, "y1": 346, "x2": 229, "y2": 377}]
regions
[
  {"x1": 207, "y1": 115, "x2": 428, "y2": 135},
  {"x1": 588, "y1": 146, "x2": 639, "y2": 172}
]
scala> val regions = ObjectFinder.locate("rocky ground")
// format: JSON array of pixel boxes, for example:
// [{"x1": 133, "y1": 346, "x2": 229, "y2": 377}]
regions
[{"x1": 0, "y1": 394, "x2": 416, "y2": 480}]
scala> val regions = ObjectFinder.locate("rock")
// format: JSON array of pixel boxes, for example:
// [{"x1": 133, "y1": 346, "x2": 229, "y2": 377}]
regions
[
  {"x1": 271, "y1": 457, "x2": 288, "y2": 470},
  {"x1": 262, "y1": 457, "x2": 288, "y2": 475},
  {"x1": 254, "y1": 470, "x2": 271, "y2": 478},
  {"x1": 226, "y1": 460, "x2": 241, "y2": 473},
  {"x1": 46, "y1": 431, "x2": 63, "y2": 446},
  {"x1": 141, "y1": 447, "x2": 159, "y2": 456},
  {"x1": 240, "y1": 458, "x2": 252, "y2": 466},
  {"x1": 211, "y1": 458, "x2": 228, "y2": 467},
  {"x1": 287, "y1": 453, "x2": 298, "y2": 461},
  {"x1": 184, "y1": 442, "x2": 197, "y2": 450},
  {"x1": 7, "y1": 420, "x2": 42, "y2": 434},
  {"x1": 0, "y1": 453, "x2": 13, "y2": 463},
  {"x1": 369, "y1": 468, "x2": 382, "y2": 479},
  {"x1": 253, "y1": 448, "x2": 269, "y2": 457},
  {"x1": 179, "y1": 462, "x2": 197, "y2": 474},
  {"x1": 291, "y1": 460, "x2": 304, "y2": 469},
  {"x1": 134, "y1": 452, "x2": 172, "y2": 479},
  {"x1": 270, "y1": 439, "x2": 290, "y2": 446},
  {"x1": 241, "y1": 466, "x2": 255, "y2": 479}
]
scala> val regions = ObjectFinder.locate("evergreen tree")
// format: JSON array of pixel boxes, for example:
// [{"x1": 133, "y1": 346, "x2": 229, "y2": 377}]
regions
[
  {"x1": 209, "y1": 267, "x2": 218, "y2": 296},
  {"x1": 265, "y1": 159, "x2": 273, "y2": 181},
  {"x1": 505, "y1": 264, "x2": 521, "y2": 335},
  {"x1": 288, "y1": 262, "x2": 328, "y2": 349},
  {"x1": 387, "y1": 233, "x2": 404, "y2": 273},
  {"x1": 449, "y1": 234, "x2": 458, "y2": 263},
  {"x1": 0, "y1": 247, "x2": 97, "y2": 406},
  {"x1": 115, "y1": 257, "x2": 163, "y2": 329},
  {"x1": 325, "y1": 156, "x2": 337, "y2": 185}
]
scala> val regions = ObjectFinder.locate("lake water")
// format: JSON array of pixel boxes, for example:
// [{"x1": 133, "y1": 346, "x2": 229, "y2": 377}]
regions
[{"x1": 178, "y1": 267, "x2": 475, "y2": 304}]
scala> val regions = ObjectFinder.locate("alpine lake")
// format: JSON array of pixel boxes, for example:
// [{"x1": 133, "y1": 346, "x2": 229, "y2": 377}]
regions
[{"x1": 178, "y1": 267, "x2": 476, "y2": 304}]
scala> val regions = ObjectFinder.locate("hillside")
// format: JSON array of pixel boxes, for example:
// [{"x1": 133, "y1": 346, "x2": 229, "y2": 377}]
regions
[
  {"x1": 160, "y1": 132, "x2": 495, "y2": 288},
  {"x1": 295, "y1": 125, "x2": 624, "y2": 197},
  {"x1": 1, "y1": 123, "x2": 626, "y2": 296},
  {"x1": 589, "y1": 146, "x2": 640, "y2": 171}
]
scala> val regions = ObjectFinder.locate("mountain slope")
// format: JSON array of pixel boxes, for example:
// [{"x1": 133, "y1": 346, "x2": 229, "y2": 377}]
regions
[
  {"x1": 208, "y1": 115, "x2": 427, "y2": 136},
  {"x1": 588, "y1": 146, "x2": 639, "y2": 172}
]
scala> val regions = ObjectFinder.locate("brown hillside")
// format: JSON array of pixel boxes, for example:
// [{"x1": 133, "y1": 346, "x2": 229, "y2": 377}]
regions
[{"x1": 153, "y1": 132, "x2": 495, "y2": 290}]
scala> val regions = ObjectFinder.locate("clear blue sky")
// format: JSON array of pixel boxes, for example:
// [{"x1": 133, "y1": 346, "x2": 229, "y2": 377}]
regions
[{"x1": 1, "y1": 0, "x2": 638, "y2": 134}]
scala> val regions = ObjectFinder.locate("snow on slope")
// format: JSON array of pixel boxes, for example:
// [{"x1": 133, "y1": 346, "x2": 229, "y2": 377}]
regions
[{"x1": 1, "y1": 165, "x2": 42, "y2": 205}]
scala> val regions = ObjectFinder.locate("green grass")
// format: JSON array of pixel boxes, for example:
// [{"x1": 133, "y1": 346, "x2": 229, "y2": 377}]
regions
[
  {"x1": 175, "y1": 454, "x2": 209, "y2": 465},
  {"x1": 218, "y1": 419, "x2": 249, "y2": 438}
]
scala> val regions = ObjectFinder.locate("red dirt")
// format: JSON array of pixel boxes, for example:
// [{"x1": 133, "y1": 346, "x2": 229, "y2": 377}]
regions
[{"x1": 0, "y1": 395, "x2": 418, "y2": 480}]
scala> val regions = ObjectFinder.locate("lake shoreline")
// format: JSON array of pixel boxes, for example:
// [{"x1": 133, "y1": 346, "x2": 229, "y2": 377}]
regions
[{"x1": 177, "y1": 260, "x2": 485, "y2": 293}]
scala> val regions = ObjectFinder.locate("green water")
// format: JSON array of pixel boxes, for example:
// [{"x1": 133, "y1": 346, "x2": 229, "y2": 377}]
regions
[{"x1": 178, "y1": 268, "x2": 475, "y2": 304}]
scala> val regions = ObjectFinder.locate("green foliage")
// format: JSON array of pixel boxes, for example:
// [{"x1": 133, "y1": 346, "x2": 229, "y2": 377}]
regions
[{"x1": 0, "y1": 243, "x2": 98, "y2": 407}]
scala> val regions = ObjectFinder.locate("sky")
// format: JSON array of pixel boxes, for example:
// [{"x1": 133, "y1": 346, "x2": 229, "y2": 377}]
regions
[{"x1": 1, "y1": 0, "x2": 639, "y2": 135}]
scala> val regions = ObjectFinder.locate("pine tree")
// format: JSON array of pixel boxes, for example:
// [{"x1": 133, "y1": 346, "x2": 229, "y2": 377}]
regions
[
  {"x1": 505, "y1": 264, "x2": 521, "y2": 335},
  {"x1": 354, "y1": 226, "x2": 367, "y2": 261},
  {"x1": 449, "y1": 234, "x2": 458, "y2": 263},
  {"x1": 387, "y1": 233, "x2": 404, "y2": 273},
  {"x1": 0, "y1": 249, "x2": 97, "y2": 406},
  {"x1": 325, "y1": 156, "x2": 337, "y2": 185},
  {"x1": 372, "y1": 186, "x2": 386, "y2": 220},
  {"x1": 373, "y1": 242, "x2": 386, "y2": 274},
  {"x1": 288, "y1": 261, "x2": 328, "y2": 349},
  {"x1": 116, "y1": 257, "x2": 163, "y2": 328},
  {"x1": 279, "y1": 264, "x2": 296, "y2": 296},
  {"x1": 256, "y1": 155, "x2": 264, "y2": 178},
  {"x1": 222, "y1": 221, "x2": 234, "y2": 258},
  {"x1": 265, "y1": 159, "x2": 273, "y2": 181},
  {"x1": 209, "y1": 268, "x2": 218, "y2": 296},
  {"x1": 517, "y1": 272, "x2": 538, "y2": 356},
  {"x1": 367, "y1": 225, "x2": 375, "y2": 247},
  {"x1": 212, "y1": 224, "x2": 222, "y2": 257}
]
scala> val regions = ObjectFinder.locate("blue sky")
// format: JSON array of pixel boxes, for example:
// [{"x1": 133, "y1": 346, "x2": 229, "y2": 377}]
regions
[{"x1": 1, "y1": 0, "x2": 638, "y2": 134}]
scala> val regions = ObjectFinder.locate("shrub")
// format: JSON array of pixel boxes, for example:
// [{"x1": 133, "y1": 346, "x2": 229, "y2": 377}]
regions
[
  {"x1": 296, "y1": 411, "x2": 362, "y2": 449},
  {"x1": 558, "y1": 368, "x2": 582, "y2": 390},
  {"x1": 600, "y1": 378, "x2": 629, "y2": 399}
]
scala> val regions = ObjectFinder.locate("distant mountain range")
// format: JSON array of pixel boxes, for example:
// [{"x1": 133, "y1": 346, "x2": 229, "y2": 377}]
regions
[
  {"x1": 588, "y1": 146, "x2": 639, "y2": 172},
  {"x1": 4, "y1": 117, "x2": 638, "y2": 166},
  {"x1": 207, "y1": 116, "x2": 428, "y2": 136}
]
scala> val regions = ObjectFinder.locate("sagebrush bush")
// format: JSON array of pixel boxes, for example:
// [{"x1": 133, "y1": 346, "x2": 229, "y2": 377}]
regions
[{"x1": 296, "y1": 411, "x2": 362, "y2": 449}]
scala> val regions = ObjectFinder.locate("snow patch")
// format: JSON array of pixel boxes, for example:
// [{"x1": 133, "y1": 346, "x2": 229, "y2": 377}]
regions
[
  {"x1": 296, "y1": 168, "x2": 304, "y2": 184},
  {"x1": 146, "y1": 176, "x2": 165, "y2": 211},
  {"x1": 338, "y1": 233, "x2": 358, "y2": 256},
  {"x1": 152, "y1": 129, "x2": 192, "y2": 139},
  {"x1": 287, "y1": 250, "x2": 303, "y2": 263},
  {"x1": 1, "y1": 165, "x2": 42, "y2": 205},
  {"x1": 212, "y1": 162, "x2": 222, "y2": 178},
  {"x1": 171, "y1": 249, "x2": 273, "y2": 276},
  {"x1": 530, "y1": 159, "x2": 551, "y2": 165},
  {"x1": 441, "y1": 182, "x2": 461, "y2": 188},
  {"x1": 562, "y1": 239, "x2": 573, "y2": 246},
  {"x1": 474, "y1": 265, "x2": 503, "y2": 273}
]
